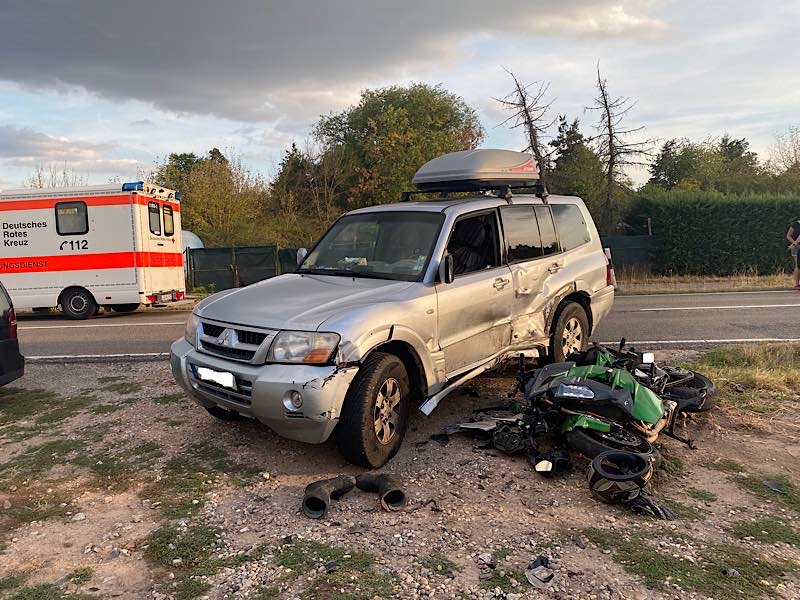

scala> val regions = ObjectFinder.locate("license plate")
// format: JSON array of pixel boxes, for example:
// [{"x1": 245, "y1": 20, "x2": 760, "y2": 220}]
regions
[
  {"x1": 159, "y1": 293, "x2": 174, "y2": 303},
  {"x1": 195, "y1": 366, "x2": 236, "y2": 389}
]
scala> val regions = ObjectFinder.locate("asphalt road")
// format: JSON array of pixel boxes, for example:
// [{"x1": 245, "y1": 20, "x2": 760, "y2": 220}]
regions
[{"x1": 16, "y1": 289, "x2": 800, "y2": 361}]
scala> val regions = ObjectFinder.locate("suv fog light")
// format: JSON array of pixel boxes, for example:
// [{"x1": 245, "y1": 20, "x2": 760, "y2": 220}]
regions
[{"x1": 284, "y1": 390, "x2": 303, "y2": 410}]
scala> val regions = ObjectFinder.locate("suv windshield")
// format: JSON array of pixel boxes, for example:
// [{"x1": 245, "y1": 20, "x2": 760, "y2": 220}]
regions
[{"x1": 299, "y1": 211, "x2": 444, "y2": 281}]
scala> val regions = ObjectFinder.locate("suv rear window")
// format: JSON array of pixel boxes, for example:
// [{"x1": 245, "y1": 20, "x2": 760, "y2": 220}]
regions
[{"x1": 551, "y1": 204, "x2": 591, "y2": 251}]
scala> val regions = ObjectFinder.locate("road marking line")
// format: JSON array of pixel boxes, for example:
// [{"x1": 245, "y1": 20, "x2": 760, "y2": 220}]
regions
[
  {"x1": 20, "y1": 321, "x2": 185, "y2": 330},
  {"x1": 619, "y1": 290, "x2": 797, "y2": 298},
  {"x1": 27, "y1": 352, "x2": 170, "y2": 361},
  {"x1": 601, "y1": 338, "x2": 800, "y2": 345},
  {"x1": 639, "y1": 304, "x2": 800, "y2": 312}
]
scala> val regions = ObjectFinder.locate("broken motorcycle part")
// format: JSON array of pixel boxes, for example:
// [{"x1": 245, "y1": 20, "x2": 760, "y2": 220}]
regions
[
  {"x1": 302, "y1": 475, "x2": 356, "y2": 519},
  {"x1": 564, "y1": 427, "x2": 660, "y2": 465},
  {"x1": 525, "y1": 555, "x2": 554, "y2": 588},
  {"x1": 355, "y1": 473, "x2": 407, "y2": 512},
  {"x1": 628, "y1": 490, "x2": 677, "y2": 520},
  {"x1": 587, "y1": 451, "x2": 653, "y2": 504}
]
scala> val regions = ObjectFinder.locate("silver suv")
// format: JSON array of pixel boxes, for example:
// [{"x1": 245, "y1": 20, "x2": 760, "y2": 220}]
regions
[{"x1": 170, "y1": 149, "x2": 614, "y2": 467}]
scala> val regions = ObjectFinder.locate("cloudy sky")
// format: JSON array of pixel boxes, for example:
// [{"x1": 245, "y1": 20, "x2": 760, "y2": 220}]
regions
[{"x1": 1, "y1": 0, "x2": 798, "y2": 189}]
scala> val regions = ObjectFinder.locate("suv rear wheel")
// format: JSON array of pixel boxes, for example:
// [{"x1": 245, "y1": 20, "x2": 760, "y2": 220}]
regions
[
  {"x1": 335, "y1": 352, "x2": 410, "y2": 468},
  {"x1": 550, "y1": 301, "x2": 589, "y2": 362}
]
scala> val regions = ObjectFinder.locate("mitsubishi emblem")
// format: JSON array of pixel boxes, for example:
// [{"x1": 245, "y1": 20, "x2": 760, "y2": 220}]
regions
[{"x1": 217, "y1": 329, "x2": 237, "y2": 347}]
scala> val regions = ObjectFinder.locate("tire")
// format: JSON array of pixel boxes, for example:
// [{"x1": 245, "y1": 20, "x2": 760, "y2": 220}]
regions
[
  {"x1": 335, "y1": 352, "x2": 411, "y2": 468},
  {"x1": 60, "y1": 288, "x2": 98, "y2": 320},
  {"x1": 205, "y1": 406, "x2": 244, "y2": 421},
  {"x1": 663, "y1": 372, "x2": 717, "y2": 413},
  {"x1": 110, "y1": 303, "x2": 141, "y2": 314},
  {"x1": 565, "y1": 427, "x2": 661, "y2": 466},
  {"x1": 550, "y1": 302, "x2": 589, "y2": 362}
]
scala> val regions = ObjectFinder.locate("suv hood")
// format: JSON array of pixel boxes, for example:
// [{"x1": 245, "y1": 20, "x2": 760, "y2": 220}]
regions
[{"x1": 196, "y1": 273, "x2": 414, "y2": 331}]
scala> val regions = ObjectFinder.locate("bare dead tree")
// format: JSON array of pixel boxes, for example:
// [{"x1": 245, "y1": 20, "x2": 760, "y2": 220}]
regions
[
  {"x1": 495, "y1": 69, "x2": 556, "y2": 193},
  {"x1": 769, "y1": 125, "x2": 800, "y2": 173},
  {"x1": 26, "y1": 162, "x2": 87, "y2": 188},
  {"x1": 586, "y1": 65, "x2": 654, "y2": 233}
]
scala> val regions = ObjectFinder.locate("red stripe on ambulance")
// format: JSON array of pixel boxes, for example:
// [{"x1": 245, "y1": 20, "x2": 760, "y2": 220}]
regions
[
  {"x1": 0, "y1": 252, "x2": 183, "y2": 274},
  {"x1": 0, "y1": 194, "x2": 180, "y2": 212}
]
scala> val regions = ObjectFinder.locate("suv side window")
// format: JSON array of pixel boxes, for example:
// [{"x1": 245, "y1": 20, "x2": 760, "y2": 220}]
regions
[
  {"x1": 499, "y1": 206, "x2": 542, "y2": 263},
  {"x1": 448, "y1": 212, "x2": 501, "y2": 276},
  {"x1": 534, "y1": 206, "x2": 560, "y2": 256},
  {"x1": 551, "y1": 204, "x2": 591, "y2": 251}
]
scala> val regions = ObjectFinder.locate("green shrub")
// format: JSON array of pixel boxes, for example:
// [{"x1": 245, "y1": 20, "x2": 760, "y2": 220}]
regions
[{"x1": 629, "y1": 190, "x2": 800, "y2": 275}]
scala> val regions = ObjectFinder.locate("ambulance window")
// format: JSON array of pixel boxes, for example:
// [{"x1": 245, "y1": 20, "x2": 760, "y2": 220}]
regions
[
  {"x1": 163, "y1": 205, "x2": 174, "y2": 236},
  {"x1": 148, "y1": 202, "x2": 161, "y2": 235},
  {"x1": 55, "y1": 201, "x2": 89, "y2": 235}
]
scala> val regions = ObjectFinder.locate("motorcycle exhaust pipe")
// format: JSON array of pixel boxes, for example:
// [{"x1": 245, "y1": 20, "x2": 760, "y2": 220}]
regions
[
  {"x1": 355, "y1": 473, "x2": 407, "y2": 512},
  {"x1": 302, "y1": 475, "x2": 356, "y2": 519}
]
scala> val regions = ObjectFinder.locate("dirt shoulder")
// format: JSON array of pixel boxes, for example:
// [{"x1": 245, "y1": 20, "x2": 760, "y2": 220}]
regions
[{"x1": 0, "y1": 350, "x2": 798, "y2": 600}]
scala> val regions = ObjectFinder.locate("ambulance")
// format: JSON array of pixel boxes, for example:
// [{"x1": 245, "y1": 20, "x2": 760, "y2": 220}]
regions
[{"x1": 0, "y1": 182, "x2": 185, "y2": 319}]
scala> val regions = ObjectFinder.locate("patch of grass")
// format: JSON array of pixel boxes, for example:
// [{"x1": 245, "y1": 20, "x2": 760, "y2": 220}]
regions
[
  {"x1": 68, "y1": 567, "x2": 93, "y2": 585},
  {"x1": 0, "y1": 438, "x2": 85, "y2": 478},
  {"x1": 479, "y1": 569, "x2": 527, "y2": 592},
  {"x1": 155, "y1": 392, "x2": 186, "y2": 405},
  {"x1": 252, "y1": 587, "x2": 280, "y2": 599},
  {"x1": 659, "y1": 454, "x2": 685, "y2": 478},
  {"x1": 277, "y1": 539, "x2": 374, "y2": 575},
  {"x1": 88, "y1": 403, "x2": 126, "y2": 415},
  {"x1": 71, "y1": 453, "x2": 131, "y2": 491},
  {"x1": 734, "y1": 473, "x2": 800, "y2": 513},
  {"x1": 0, "y1": 484, "x2": 71, "y2": 528},
  {"x1": 144, "y1": 524, "x2": 221, "y2": 569},
  {"x1": 0, "y1": 573, "x2": 27, "y2": 590},
  {"x1": 663, "y1": 498, "x2": 704, "y2": 520},
  {"x1": 100, "y1": 380, "x2": 142, "y2": 395},
  {"x1": 124, "y1": 441, "x2": 163, "y2": 458},
  {"x1": 731, "y1": 517, "x2": 800, "y2": 545},
  {"x1": 0, "y1": 388, "x2": 59, "y2": 425},
  {"x1": 417, "y1": 551, "x2": 460, "y2": 576},
  {"x1": 492, "y1": 547, "x2": 512, "y2": 562},
  {"x1": 34, "y1": 395, "x2": 95, "y2": 425},
  {"x1": 704, "y1": 458, "x2": 745, "y2": 473},
  {"x1": 585, "y1": 527, "x2": 795, "y2": 598},
  {"x1": 688, "y1": 344, "x2": 800, "y2": 416},
  {"x1": 174, "y1": 576, "x2": 210, "y2": 600},
  {"x1": 302, "y1": 568, "x2": 395, "y2": 600},
  {"x1": 687, "y1": 487, "x2": 717, "y2": 502},
  {"x1": 8, "y1": 584, "x2": 87, "y2": 600}
]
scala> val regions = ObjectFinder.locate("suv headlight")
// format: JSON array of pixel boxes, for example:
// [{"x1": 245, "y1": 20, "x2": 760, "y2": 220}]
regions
[
  {"x1": 556, "y1": 383, "x2": 595, "y2": 399},
  {"x1": 268, "y1": 331, "x2": 340, "y2": 364},
  {"x1": 184, "y1": 313, "x2": 201, "y2": 347}
]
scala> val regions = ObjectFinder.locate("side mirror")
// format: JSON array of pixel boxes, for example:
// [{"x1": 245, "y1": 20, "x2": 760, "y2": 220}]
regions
[
  {"x1": 438, "y1": 253, "x2": 455, "y2": 284},
  {"x1": 296, "y1": 248, "x2": 308, "y2": 266}
]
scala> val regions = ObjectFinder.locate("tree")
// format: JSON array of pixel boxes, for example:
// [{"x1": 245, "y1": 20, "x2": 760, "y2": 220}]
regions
[
  {"x1": 770, "y1": 125, "x2": 800, "y2": 174},
  {"x1": 152, "y1": 152, "x2": 203, "y2": 194},
  {"x1": 314, "y1": 83, "x2": 484, "y2": 206},
  {"x1": 26, "y1": 163, "x2": 87, "y2": 188},
  {"x1": 182, "y1": 150, "x2": 267, "y2": 248},
  {"x1": 587, "y1": 66, "x2": 654, "y2": 233},
  {"x1": 496, "y1": 70, "x2": 554, "y2": 191},
  {"x1": 547, "y1": 116, "x2": 605, "y2": 218}
]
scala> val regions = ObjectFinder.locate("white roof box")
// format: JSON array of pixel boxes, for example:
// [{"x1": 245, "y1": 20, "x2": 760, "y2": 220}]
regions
[{"x1": 412, "y1": 149, "x2": 539, "y2": 192}]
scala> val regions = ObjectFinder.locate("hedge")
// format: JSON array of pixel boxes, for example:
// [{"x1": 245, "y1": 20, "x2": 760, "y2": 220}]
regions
[{"x1": 629, "y1": 190, "x2": 800, "y2": 275}]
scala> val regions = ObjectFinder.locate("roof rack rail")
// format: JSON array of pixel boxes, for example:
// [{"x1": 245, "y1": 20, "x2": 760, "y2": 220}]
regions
[{"x1": 400, "y1": 182, "x2": 548, "y2": 203}]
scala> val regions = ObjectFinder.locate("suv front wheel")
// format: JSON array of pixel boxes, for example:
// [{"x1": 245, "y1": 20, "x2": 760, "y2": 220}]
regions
[
  {"x1": 335, "y1": 352, "x2": 410, "y2": 468},
  {"x1": 550, "y1": 301, "x2": 589, "y2": 362}
]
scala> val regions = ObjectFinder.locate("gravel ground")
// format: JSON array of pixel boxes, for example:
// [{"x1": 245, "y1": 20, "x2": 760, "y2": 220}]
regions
[{"x1": 0, "y1": 359, "x2": 798, "y2": 600}]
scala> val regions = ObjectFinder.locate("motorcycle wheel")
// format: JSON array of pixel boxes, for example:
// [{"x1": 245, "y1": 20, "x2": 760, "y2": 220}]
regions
[
  {"x1": 565, "y1": 427, "x2": 661, "y2": 467},
  {"x1": 663, "y1": 372, "x2": 717, "y2": 413}
]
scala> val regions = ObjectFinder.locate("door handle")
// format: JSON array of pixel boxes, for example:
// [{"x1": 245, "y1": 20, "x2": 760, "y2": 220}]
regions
[
  {"x1": 548, "y1": 263, "x2": 563, "y2": 274},
  {"x1": 493, "y1": 277, "x2": 510, "y2": 290}
]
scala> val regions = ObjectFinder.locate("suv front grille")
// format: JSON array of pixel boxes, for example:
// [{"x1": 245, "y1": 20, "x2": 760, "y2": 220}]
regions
[{"x1": 197, "y1": 320, "x2": 277, "y2": 364}]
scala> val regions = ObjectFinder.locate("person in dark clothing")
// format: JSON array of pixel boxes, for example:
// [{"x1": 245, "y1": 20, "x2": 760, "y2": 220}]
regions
[{"x1": 787, "y1": 219, "x2": 800, "y2": 290}]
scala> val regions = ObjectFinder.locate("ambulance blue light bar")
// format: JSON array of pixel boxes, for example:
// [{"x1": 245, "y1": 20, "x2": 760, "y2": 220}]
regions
[{"x1": 121, "y1": 181, "x2": 144, "y2": 191}]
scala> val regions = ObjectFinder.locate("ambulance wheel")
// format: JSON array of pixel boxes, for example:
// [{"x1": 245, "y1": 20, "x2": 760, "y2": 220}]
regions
[
  {"x1": 60, "y1": 288, "x2": 98, "y2": 320},
  {"x1": 110, "y1": 303, "x2": 141, "y2": 313}
]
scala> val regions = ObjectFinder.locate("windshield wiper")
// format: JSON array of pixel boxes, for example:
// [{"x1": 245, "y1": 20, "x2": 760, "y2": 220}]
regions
[{"x1": 299, "y1": 268, "x2": 396, "y2": 280}]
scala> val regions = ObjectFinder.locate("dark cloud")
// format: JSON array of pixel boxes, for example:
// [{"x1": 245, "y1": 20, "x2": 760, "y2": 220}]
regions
[{"x1": 0, "y1": 1, "x2": 664, "y2": 121}]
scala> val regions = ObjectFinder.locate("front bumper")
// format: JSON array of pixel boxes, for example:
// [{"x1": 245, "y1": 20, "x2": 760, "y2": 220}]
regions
[{"x1": 170, "y1": 338, "x2": 358, "y2": 444}]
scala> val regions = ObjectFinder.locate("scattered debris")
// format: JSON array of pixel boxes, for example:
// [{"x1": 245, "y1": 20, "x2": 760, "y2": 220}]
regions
[
  {"x1": 763, "y1": 480, "x2": 788, "y2": 495},
  {"x1": 302, "y1": 475, "x2": 356, "y2": 519},
  {"x1": 525, "y1": 555, "x2": 554, "y2": 588}
]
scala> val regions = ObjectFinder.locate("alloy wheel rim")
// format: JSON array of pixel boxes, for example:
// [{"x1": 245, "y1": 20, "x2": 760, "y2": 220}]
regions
[
  {"x1": 373, "y1": 377, "x2": 401, "y2": 445},
  {"x1": 69, "y1": 295, "x2": 88, "y2": 312},
  {"x1": 562, "y1": 317, "x2": 584, "y2": 356}
]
